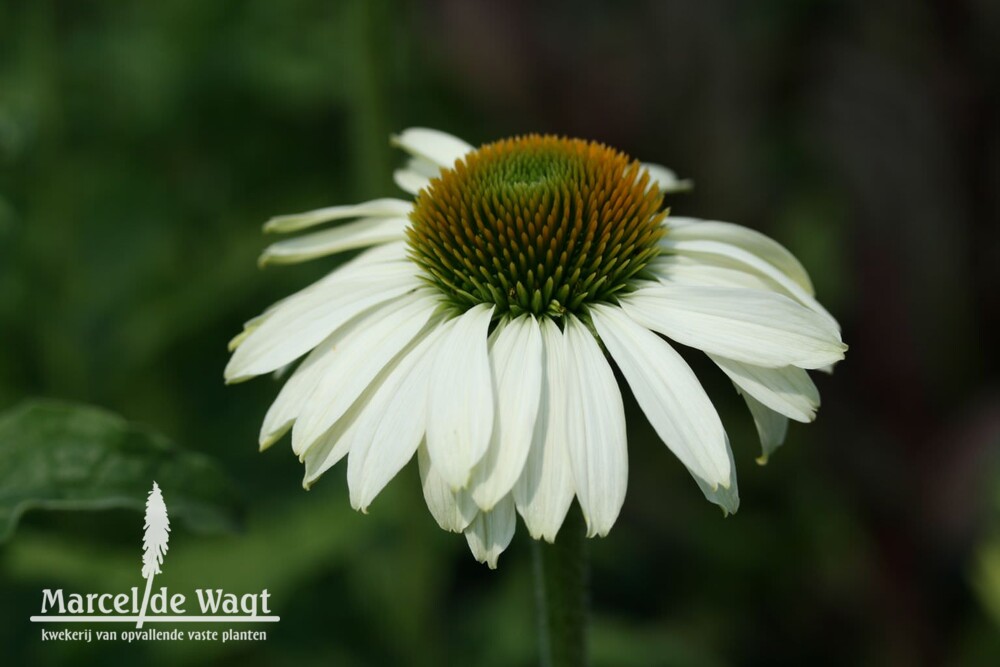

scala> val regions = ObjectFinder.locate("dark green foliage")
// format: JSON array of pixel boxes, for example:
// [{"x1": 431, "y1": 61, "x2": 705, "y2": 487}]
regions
[{"x1": 0, "y1": 399, "x2": 243, "y2": 541}]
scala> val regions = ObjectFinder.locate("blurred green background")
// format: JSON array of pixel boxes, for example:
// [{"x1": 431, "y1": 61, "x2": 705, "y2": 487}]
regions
[{"x1": 2, "y1": 0, "x2": 999, "y2": 665}]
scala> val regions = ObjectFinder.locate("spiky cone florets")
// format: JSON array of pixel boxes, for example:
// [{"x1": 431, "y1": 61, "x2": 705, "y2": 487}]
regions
[{"x1": 406, "y1": 135, "x2": 667, "y2": 320}]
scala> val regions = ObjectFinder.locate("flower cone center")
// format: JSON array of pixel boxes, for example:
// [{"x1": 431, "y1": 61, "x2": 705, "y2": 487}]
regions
[{"x1": 407, "y1": 135, "x2": 667, "y2": 319}]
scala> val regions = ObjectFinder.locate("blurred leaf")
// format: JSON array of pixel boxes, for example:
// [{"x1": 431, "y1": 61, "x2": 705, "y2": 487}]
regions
[
  {"x1": 975, "y1": 539, "x2": 1000, "y2": 629},
  {"x1": 0, "y1": 399, "x2": 242, "y2": 541}
]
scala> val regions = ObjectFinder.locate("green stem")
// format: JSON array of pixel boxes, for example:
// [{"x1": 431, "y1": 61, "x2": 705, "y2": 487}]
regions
[
  {"x1": 348, "y1": 0, "x2": 391, "y2": 198},
  {"x1": 532, "y1": 503, "x2": 589, "y2": 667}
]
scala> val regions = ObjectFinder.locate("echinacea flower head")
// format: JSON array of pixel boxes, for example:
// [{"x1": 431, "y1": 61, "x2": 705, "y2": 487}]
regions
[{"x1": 226, "y1": 128, "x2": 846, "y2": 568}]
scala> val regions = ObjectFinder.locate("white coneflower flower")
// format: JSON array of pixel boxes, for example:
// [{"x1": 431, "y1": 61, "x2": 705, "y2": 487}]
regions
[{"x1": 226, "y1": 128, "x2": 845, "y2": 568}]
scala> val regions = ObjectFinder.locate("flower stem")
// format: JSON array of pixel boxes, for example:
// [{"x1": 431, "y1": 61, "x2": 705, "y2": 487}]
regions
[{"x1": 532, "y1": 503, "x2": 589, "y2": 667}]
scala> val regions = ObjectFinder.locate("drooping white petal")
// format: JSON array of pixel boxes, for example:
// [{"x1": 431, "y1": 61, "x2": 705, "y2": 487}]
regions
[
  {"x1": 403, "y1": 155, "x2": 442, "y2": 179},
  {"x1": 264, "y1": 198, "x2": 412, "y2": 234},
  {"x1": 229, "y1": 243, "x2": 407, "y2": 356},
  {"x1": 662, "y1": 236, "x2": 836, "y2": 327},
  {"x1": 666, "y1": 218, "x2": 814, "y2": 295},
  {"x1": 394, "y1": 169, "x2": 430, "y2": 196},
  {"x1": 641, "y1": 162, "x2": 693, "y2": 193},
  {"x1": 333, "y1": 239, "x2": 410, "y2": 267},
  {"x1": 740, "y1": 392, "x2": 789, "y2": 464},
  {"x1": 272, "y1": 362, "x2": 294, "y2": 380},
  {"x1": 252, "y1": 250, "x2": 416, "y2": 442},
  {"x1": 621, "y1": 284, "x2": 846, "y2": 369},
  {"x1": 292, "y1": 291, "x2": 441, "y2": 455},
  {"x1": 690, "y1": 436, "x2": 740, "y2": 516},
  {"x1": 299, "y1": 405, "x2": 360, "y2": 489},
  {"x1": 394, "y1": 156, "x2": 440, "y2": 195},
  {"x1": 468, "y1": 316, "x2": 543, "y2": 511},
  {"x1": 513, "y1": 318, "x2": 575, "y2": 542},
  {"x1": 649, "y1": 255, "x2": 780, "y2": 292},
  {"x1": 562, "y1": 314, "x2": 628, "y2": 538},
  {"x1": 302, "y1": 348, "x2": 420, "y2": 489},
  {"x1": 259, "y1": 217, "x2": 409, "y2": 266},
  {"x1": 418, "y1": 443, "x2": 478, "y2": 533},
  {"x1": 710, "y1": 355, "x2": 819, "y2": 423},
  {"x1": 590, "y1": 304, "x2": 731, "y2": 490},
  {"x1": 425, "y1": 304, "x2": 496, "y2": 489},
  {"x1": 299, "y1": 312, "x2": 441, "y2": 488},
  {"x1": 225, "y1": 259, "x2": 420, "y2": 382},
  {"x1": 463, "y1": 495, "x2": 516, "y2": 570},
  {"x1": 228, "y1": 324, "x2": 258, "y2": 352},
  {"x1": 391, "y1": 127, "x2": 474, "y2": 169},
  {"x1": 346, "y1": 327, "x2": 444, "y2": 512},
  {"x1": 228, "y1": 310, "x2": 276, "y2": 351},
  {"x1": 259, "y1": 331, "x2": 346, "y2": 450}
]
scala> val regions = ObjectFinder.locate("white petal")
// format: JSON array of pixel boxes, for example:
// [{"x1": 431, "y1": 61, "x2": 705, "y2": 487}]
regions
[
  {"x1": 649, "y1": 255, "x2": 780, "y2": 292},
  {"x1": 228, "y1": 323, "x2": 259, "y2": 352},
  {"x1": 394, "y1": 169, "x2": 431, "y2": 196},
  {"x1": 264, "y1": 198, "x2": 412, "y2": 234},
  {"x1": 710, "y1": 355, "x2": 819, "y2": 423},
  {"x1": 463, "y1": 496, "x2": 516, "y2": 569},
  {"x1": 258, "y1": 333, "x2": 344, "y2": 450},
  {"x1": 740, "y1": 392, "x2": 789, "y2": 464},
  {"x1": 468, "y1": 316, "x2": 543, "y2": 511},
  {"x1": 425, "y1": 304, "x2": 496, "y2": 489},
  {"x1": 641, "y1": 162, "x2": 693, "y2": 193},
  {"x1": 513, "y1": 318, "x2": 575, "y2": 542},
  {"x1": 240, "y1": 240, "x2": 407, "y2": 340},
  {"x1": 292, "y1": 291, "x2": 441, "y2": 455},
  {"x1": 229, "y1": 305, "x2": 286, "y2": 351},
  {"x1": 590, "y1": 304, "x2": 731, "y2": 490},
  {"x1": 393, "y1": 156, "x2": 441, "y2": 195},
  {"x1": 404, "y1": 155, "x2": 442, "y2": 179},
  {"x1": 418, "y1": 442, "x2": 477, "y2": 532},
  {"x1": 259, "y1": 217, "x2": 409, "y2": 266},
  {"x1": 346, "y1": 327, "x2": 444, "y2": 512},
  {"x1": 229, "y1": 241, "x2": 406, "y2": 361},
  {"x1": 667, "y1": 218, "x2": 815, "y2": 295},
  {"x1": 662, "y1": 236, "x2": 837, "y2": 327},
  {"x1": 299, "y1": 406, "x2": 359, "y2": 488},
  {"x1": 691, "y1": 436, "x2": 740, "y2": 516},
  {"x1": 562, "y1": 314, "x2": 628, "y2": 538},
  {"x1": 391, "y1": 127, "x2": 474, "y2": 168},
  {"x1": 224, "y1": 259, "x2": 419, "y2": 382},
  {"x1": 228, "y1": 289, "x2": 307, "y2": 353},
  {"x1": 252, "y1": 253, "x2": 413, "y2": 442},
  {"x1": 299, "y1": 308, "x2": 441, "y2": 488},
  {"x1": 335, "y1": 239, "x2": 410, "y2": 266},
  {"x1": 272, "y1": 362, "x2": 294, "y2": 380},
  {"x1": 621, "y1": 284, "x2": 846, "y2": 369}
]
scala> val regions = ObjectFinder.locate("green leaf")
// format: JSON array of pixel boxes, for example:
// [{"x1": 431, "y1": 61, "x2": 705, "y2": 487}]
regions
[{"x1": 0, "y1": 399, "x2": 243, "y2": 542}]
